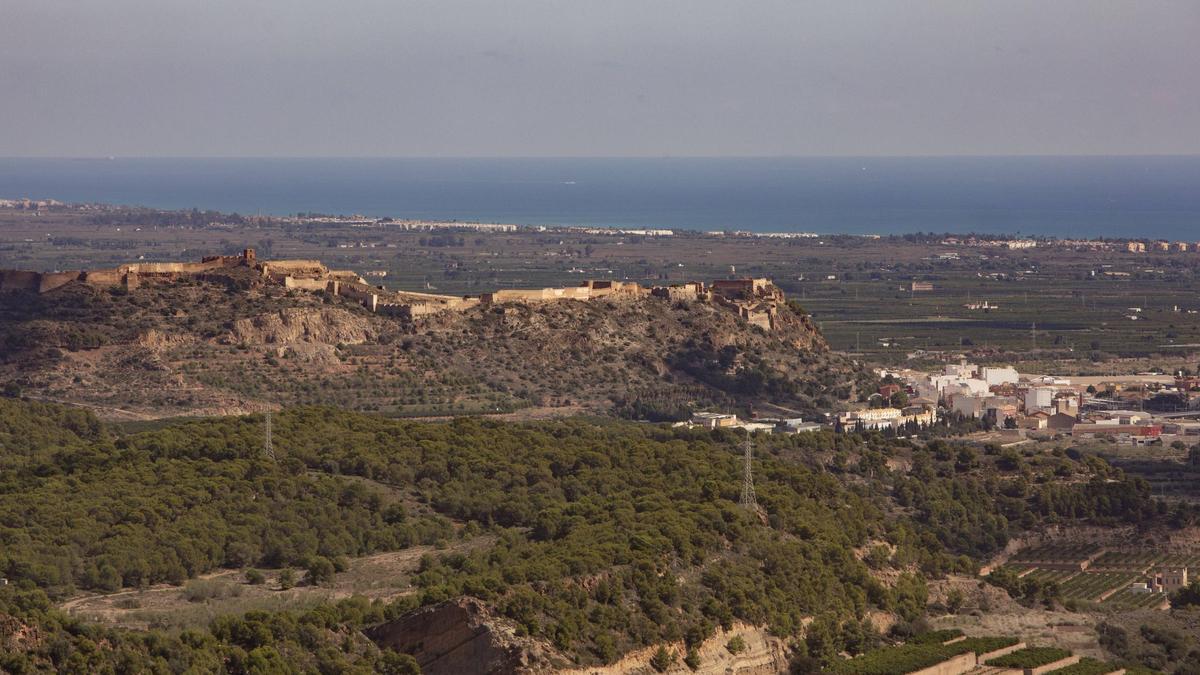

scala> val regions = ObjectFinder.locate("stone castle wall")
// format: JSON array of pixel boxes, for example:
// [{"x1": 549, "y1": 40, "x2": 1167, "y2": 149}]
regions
[
  {"x1": 0, "y1": 270, "x2": 46, "y2": 292},
  {"x1": 1, "y1": 250, "x2": 789, "y2": 331},
  {"x1": 283, "y1": 277, "x2": 332, "y2": 292}
]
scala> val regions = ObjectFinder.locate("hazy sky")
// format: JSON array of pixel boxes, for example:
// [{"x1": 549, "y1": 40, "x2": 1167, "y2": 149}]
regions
[{"x1": 3, "y1": 0, "x2": 1198, "y2": 157}]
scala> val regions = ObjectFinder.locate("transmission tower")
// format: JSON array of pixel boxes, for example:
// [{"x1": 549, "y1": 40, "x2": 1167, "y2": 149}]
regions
[
  {"x1": 739, "y1": 434, "x2": 757, "y2": 511},
  {"x1": 264, "y1": 411, "x2": 276, "y2": 462}
]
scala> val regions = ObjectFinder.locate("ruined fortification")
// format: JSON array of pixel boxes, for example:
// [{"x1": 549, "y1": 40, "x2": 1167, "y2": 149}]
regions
[{"x1": 0, "y1": 250, "x2": 788, "y2": 330}]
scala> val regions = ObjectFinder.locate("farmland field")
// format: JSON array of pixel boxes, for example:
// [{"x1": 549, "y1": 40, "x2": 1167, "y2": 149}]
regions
[
  {"x1": 1023, "y1": 568, "x2": 1078, "y2": 584},
  {"x1": 1059, "y1": 572, "x2": 1137, "y2": 601},
  {"x1": 1101, "y1": 587, "x2": 1169, "y2": 610},
  {"x1": 1001, "y1": 543, "x2": 1200, "y2": 611}
]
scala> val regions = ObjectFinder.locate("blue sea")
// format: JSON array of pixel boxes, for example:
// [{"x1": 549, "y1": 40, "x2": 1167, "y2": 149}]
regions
[{"x1": 1, "y1": 156, "x2": 1199, "y2": 238}]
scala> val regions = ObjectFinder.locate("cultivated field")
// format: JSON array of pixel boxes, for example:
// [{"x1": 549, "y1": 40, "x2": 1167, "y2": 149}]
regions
[{"x1": 1003, "y1": 542, "x2": 1193, "y2": 611}]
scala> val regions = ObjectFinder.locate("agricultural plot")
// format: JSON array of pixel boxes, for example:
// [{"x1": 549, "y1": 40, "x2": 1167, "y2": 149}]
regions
[
  {"x1": 1156, "y1": 552, "x2": 1200, "y2": 567},
  {"x1": 1023, "y1": 568, "x2": 1077, "y2": 584},
  {"x1": 1047, "y1": 657, "x2": 1125, "y2": 675},
  {"x1": 1057, "y1": 572, "x2": 1137, "y2": 601},
  {"x1": 1101, "y1": 587, "x2": 1168, "y2": 610},
  {"x1": 1005, "y1": 543, "x2": 1198, "y2": 612},
  {"x1": 1090, "y1": 550, "x2": 1164, "y2": 570},
  {"x1": 986, "y1": 647, "x2": 1072, "y2": 669}
]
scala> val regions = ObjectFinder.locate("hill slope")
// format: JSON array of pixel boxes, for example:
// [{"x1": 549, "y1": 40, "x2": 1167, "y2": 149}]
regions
[{"x1": 0, "y1": 275, "x2": 867, "y2": 420}]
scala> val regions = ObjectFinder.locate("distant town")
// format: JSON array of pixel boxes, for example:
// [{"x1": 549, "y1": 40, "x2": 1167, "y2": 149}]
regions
[{"x1": 685, "y1": 360, "x2": 1200, "y2": 448}]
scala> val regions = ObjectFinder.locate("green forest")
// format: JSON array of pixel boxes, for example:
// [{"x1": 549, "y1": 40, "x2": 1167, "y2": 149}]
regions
[{"x1": 0, "y1": 398, "x2": 1177, "y2": 672}]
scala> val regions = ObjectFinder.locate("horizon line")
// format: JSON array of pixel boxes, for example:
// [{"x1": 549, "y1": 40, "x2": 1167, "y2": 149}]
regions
[{"x1": 3, "y1": 153, "x2": 1200, "y2": 161}]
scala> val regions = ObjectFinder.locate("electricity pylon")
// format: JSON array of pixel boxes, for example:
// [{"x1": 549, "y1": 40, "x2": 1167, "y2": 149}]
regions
[
  {"x1": 739, "y1": 434, "x2": 757, "y2": 511},
  {"x1": 264, "y1": 411, "x2": 276, "y2": 462}
]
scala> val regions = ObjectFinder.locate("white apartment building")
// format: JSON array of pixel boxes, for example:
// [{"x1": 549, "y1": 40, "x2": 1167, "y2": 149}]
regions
[
  {"x1": 1024, "y1": 387, "x2": 1055, "y2": 413},
  {"x1": 980, "y1": 366, "x2": 1019, "y2": 387}
]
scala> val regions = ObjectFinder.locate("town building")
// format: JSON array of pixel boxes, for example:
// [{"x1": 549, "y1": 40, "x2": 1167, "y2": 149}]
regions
[
  {"x1": 690, "y1": 412, "x2": 739, "y2": 429},
  {"x1": 878, "y1": 383, "x2": 903, "y2": 399},
  {"x1": 1024, "y1": 387, "x2": 1056, "y2": 413},
  {"x1": 1071, "y1": 423, "x2": 1163, "y2": 444},
  {"x1": 980, "y1": 366, "x2": 1020, "y2": 387}
]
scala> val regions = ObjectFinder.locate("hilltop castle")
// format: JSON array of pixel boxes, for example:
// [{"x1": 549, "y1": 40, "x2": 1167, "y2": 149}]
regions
[{"x1": 0, "y1": 250, "x2": 788, "y2": 330}]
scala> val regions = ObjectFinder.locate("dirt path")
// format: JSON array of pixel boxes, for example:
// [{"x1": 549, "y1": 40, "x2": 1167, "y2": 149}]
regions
[{"x1": 20, "y1": 393, "x2": 154, "y2": 421}]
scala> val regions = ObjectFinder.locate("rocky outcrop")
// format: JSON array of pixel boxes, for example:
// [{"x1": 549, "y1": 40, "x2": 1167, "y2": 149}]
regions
[
  {"x1": 557, "y1": 622, "x2": 790, "y2": 675},
  {"x1": 229, "y1": 308, "x2": 375, "y2": 346},
  {"x1": 365, "y1": 598, "x2": 556, "y2": 675},
  {"x1": 137, "y1": 328, "x2": 195, "y2": 351},
  {"x1": 0, "y1": 613, "x2": 43, "y2": 654}
]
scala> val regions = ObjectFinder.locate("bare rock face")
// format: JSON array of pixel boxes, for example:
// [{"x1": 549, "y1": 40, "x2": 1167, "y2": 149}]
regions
[
  {"x1": 230, "y1": 308, "x2": 375, "y2": 345},
  {"x1": 136, "y1": 328, "x2": 194, "y2": 351},
  {"x1": 365, "y1": 598, "x2": 545, "y2": 675}
]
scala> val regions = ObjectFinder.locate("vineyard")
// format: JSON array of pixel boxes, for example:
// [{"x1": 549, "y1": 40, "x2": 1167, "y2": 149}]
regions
[
  {"x1": 1059, "y1": 571, "x2": 1137, "y2": 601},
  {"x1": 1101, "y1": 587, "x2": 1169, "y2": 610}
]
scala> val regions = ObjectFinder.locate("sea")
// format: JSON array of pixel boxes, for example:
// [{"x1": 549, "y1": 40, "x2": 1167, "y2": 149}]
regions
[{"x1": 1, "y1": 156, "x2": 1199, "y2": 238}]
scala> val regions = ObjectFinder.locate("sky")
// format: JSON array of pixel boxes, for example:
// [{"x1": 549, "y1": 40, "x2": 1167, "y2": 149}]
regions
[{"x1": 2, "y1": 0, "x2": 1198, "y2": 158}]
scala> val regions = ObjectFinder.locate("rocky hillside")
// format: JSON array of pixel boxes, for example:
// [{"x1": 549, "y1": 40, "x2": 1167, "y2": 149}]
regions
[{"x1": 0, "y1": 275, "x2": 868, "y2": 420}]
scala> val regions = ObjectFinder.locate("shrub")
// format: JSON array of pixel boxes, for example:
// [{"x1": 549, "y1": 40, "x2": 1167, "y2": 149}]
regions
[
  {"x1": 304, "y1": 557, "x2": 336, "y2": 586},
  {"x1": 650, "y1": 646, "x2": 675, "y2": 672},
  {"x1": 278, "y1": 569, "x2": 296, "y2": 590},
  {"x1": 245, "y1": 569, "x2": 265, "y2": 585},
  {"x1": 183, "y1": 579, "x2": 241, "y2": 603},
  {"x1": 726, "y1": 635, "x2": 747, "y2": 654}
]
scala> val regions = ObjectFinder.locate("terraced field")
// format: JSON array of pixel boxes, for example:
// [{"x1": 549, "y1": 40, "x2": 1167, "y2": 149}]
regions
[
  {"x1": 1101, "y1": 587, "x2": 1169, "y2": 610},
  {"x1": 1090, "y1": 550, "x2": 1162, "y2": 569},
  {"x1": 1090, "y1": 550, "x2": 1200, "y2": 570},
  {"x1": 1002, "y1": 543, "x2": 1200, "y2": 611},
  {"x1": 1023, "y1": 568, "x2": 1078, "y2": 584},
  {"x1": 1154, "y1": 552, "x2": 1200, "y2": 567},
  {"x1": 1058, "y1": 572, "x2": 1138, "y2": 601}
]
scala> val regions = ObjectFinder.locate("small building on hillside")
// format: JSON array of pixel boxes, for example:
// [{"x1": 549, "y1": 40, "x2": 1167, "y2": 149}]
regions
[
  {"x1": 879, "y1": 383, "x2": 903, "y2": 399},
  {"x1": 1154, "y1": 568, "x2": 1188, "y2": 594}
]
